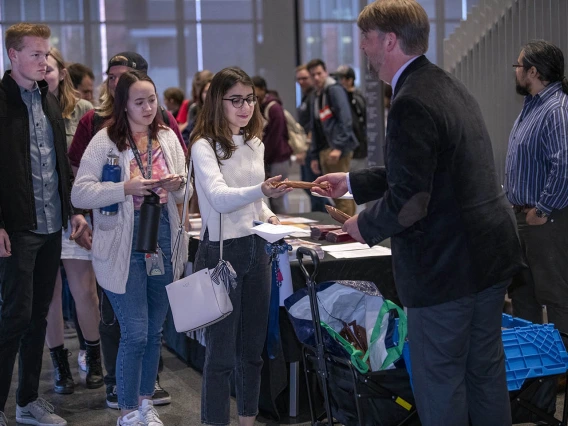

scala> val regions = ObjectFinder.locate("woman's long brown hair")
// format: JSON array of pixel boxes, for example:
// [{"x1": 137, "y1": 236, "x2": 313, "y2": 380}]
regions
[
  {"x1": 49, "y1": 47, "x2": 80, "y2": 119},
  {"x1": 189, "y1": 67, "x2": 263, "y2": 162},
  {"x1": 106, "y1": 70, "x2": 164, "y2": 152}
]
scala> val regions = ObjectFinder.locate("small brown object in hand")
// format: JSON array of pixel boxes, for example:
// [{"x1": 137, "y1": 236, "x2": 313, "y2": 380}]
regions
[
  {"x1": 326, "y1": 205, "x2": 351, "y2": 224},
  {"x1": 271, "y1": 180, "x2": 330, "y2": 190}
]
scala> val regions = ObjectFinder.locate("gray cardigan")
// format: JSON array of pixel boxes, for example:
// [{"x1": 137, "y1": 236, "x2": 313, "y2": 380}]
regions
[{"x1": 71, "y1": 127, "x2": 190, "y2": 294}]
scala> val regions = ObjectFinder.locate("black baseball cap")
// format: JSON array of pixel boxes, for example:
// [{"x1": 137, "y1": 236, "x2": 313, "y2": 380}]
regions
[{"x1": 106, "y1": 51, "x2": 148, "y2": 74}]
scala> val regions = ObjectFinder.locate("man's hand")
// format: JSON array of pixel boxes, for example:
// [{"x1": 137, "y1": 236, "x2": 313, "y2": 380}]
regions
[
  {"x1": 327, "y1": 149, "x2": 342, "y2": 165},
  {"x1": 342, "y1": 215, "x2": 365, "y2": 244},
  {"x1": 0, "y1": 228, "x2": 11, "y2": 257},
  {"x1": 70, "y1": 214, "x2": 89, "y2": 241},
  {"x1": 526, "y1": 208, "x2": 548, "y2": 226},
  {"x1": 310, "y1": 159, "x2": 321, "y2": 175},
  {"x1": 313, "y1": 172, "x2": 348, "y2": 198}
]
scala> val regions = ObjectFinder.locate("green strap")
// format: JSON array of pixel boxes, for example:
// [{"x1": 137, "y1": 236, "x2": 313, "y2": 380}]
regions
[
  {"x1": 320, "y1": 299, "x2": 407, "y2": 373},
  {"x1": 364, "y1": 300, "x2": 407, "y2": 370},
  {"x1": 320, "y1": 322, "x2": 370, "y2": 374}
]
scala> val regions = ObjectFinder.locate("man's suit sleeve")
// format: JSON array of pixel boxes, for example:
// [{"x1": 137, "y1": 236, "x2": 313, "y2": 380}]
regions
[
  {"x1": 356, "y1": 97, "x2": 438, "y2": 246},
  {"x1": 350, "y1": 167, "x2": 388, "y2": 204}
]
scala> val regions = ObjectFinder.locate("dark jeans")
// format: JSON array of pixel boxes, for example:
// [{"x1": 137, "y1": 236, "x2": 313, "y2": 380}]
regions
[
  {"x1": 509, "y1": 209, "x2": 568, "y2": 342},
  {"x1": 99, "y1": 284, "x2": 121, "y2": 387},
  {"x1": 195, "y1": 231, "x2": 271, "y2": 426},
  {"x1": 407, "y1": 280, "x2": 511, "y2": 426},
  {"x1": 0, "y1": 230, "x2": 62, "y2": 410}
]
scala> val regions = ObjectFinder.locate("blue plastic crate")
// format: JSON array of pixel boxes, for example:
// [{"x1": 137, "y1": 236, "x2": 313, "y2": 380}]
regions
[{"x1": 502, "y1": 314, "x2": 568, "y2": 391}]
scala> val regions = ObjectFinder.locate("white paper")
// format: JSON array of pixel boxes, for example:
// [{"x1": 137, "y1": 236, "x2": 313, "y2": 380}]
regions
[
  {"x1": 250, "y1": 223, "x2": 302, "y2": 243},
  {"x1": 328, "y1": 247, "x2": 391, "y2": 259},
  {"x1": 322, "y1": 242, "x2": 370, "y2": 252}
]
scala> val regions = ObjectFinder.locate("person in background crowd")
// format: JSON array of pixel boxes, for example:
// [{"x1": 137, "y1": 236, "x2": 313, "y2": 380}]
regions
[
  {"x1": 307, "y1": 58, "x2": 358, "y2": 216},
  {"x1": 72, "y1": 70, "x2": 189, "y2": 426},
  {"x1": 187, "y1": 70, "x2": 214, "y2": 128},
  {"x1": 505, "y1": 40, "x2": 568, "y2": 344},
  {"x1": 335, "y1": 65, "x2": 368, "y2": 171},
  {"x1": 67, "y1": 62, "x2": 95, "y2": 103},
  {"x1": 190, "y1": 67, "x2": 291, "y2": 426},
  {"x1": 43, "y1": 47, "x2": 103, "y2": 395},
  {"x1": 295, "y1": 65, "x2": 328, "y2": 213},
  {"x1": 184, "y1": 74, "x2": 213, "y2": 144},
  {"x1": 163, "y1": 87, "x2": 189, "y2": 129},
  {"x1": 314, "y1": 1, "x2": 525, "y2": 424},
  {"x1": 68, "y1": 51, "x2": 184, "y2": 410},
  {"x1": 0, "y1": 22, "x2": 90, "y2": 426},
  {"x1": 252, "y1": 75, "x2": 292, "y2": 214}
]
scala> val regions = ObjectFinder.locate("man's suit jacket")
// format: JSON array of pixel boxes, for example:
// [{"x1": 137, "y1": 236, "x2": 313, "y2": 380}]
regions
[{"x1": 350, "y1": 55, "x2": 525, "y2": 308}]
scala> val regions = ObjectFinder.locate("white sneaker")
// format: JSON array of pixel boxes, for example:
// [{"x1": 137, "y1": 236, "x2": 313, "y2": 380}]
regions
[
  {"x1": 16, "y1": 398, "x2": 67, "y2": 425},
  {"x1": 77, "y1": 350, "x2": 87, "y2": 372},
  {"x1": 116, "y1": 410, "x2": 144, "y2": 426},
  {"x1": 0, "y1": 411, "x2": 7, "y2": 426},
  {"x1": 139, "y1": 400, "x2": 163, "y2": 426}
]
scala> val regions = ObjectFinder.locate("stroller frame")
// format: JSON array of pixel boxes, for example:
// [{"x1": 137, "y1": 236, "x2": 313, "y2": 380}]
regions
[{"x1": 296, "y1": 247, "x2": 418, "y2": 426}]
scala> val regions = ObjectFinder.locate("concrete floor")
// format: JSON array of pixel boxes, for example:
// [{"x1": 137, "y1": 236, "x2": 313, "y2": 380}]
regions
[
  {"x1": 3, "y1": 335, "x2": 311, "y2": 426},
  {"x1": 3, "y1": 334, "x2": 565, "y2": 426}
]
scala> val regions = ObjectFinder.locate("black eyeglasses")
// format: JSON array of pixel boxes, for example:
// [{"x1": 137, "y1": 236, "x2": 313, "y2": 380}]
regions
[
  {"x1": 512, "y1": 64, "x2": 524, "y2": 68},
  {"x1": 222, "y1": 95, "x2": 257, "y2": 108}
]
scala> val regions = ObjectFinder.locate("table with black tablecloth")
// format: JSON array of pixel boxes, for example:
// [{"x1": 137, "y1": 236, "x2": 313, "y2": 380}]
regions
[{"x1": 162, "y1": 212, "x2": 398, "y2": 420}]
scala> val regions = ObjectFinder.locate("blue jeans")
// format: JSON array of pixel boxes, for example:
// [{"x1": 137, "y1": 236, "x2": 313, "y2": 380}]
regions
[
  {"x1": 105, "y1": 208, "x2": 173, "y2": 410},
  {"x1": 194, "y1": 230, "x2": 271, "y2": 425}
]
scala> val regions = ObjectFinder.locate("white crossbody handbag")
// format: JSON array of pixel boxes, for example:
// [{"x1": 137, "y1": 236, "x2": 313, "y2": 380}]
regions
[{"x1": 166, "y1": 159, "x2": 234, "y2": 333}]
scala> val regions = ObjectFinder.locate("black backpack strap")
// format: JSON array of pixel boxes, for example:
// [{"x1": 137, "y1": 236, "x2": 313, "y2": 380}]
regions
[
  {"x1": 160, "y1": 106, "x2": 170, "y2": 127},
  {"x1": 92, "y1": 112, "x2": 103, "y2": 139}
]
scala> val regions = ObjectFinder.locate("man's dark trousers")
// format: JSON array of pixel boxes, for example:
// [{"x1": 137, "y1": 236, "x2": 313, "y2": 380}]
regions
[
  {"x1": 509, "y1": 208, "x2": 568, "y2": 343},
  {"x1": 0, "y1": 230, "x2": 62, "y2": 411},
  {"x1": 407, "y1": 280, "x2": 511, "y2": 426}
]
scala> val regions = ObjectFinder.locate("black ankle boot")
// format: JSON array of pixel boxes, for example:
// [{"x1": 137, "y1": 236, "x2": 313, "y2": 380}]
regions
[
  {"x1": 85, "y1": 344, "x2": 104, "y2": 389},
  {"x1": 50, "y1": 347, "x2": 74, "y2": 394}
]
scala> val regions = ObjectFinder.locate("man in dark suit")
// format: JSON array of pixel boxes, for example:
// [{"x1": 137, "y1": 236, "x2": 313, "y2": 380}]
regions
[{"x1": 314, "y1": 1, "x2": 525, "y2": 425}]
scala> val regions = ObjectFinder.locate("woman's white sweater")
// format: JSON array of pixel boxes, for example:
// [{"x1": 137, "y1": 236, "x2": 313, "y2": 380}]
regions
[
  {"x1": 71, "y1": 127, "x2": 190, "y2": 294},
  {"x1": 191, "y1": 135, "x2": 274, "y2": 241}
]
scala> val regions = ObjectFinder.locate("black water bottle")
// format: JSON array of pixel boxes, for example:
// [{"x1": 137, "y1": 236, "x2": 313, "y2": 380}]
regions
[{"x1": 136, "y1": 190, "x2": 161, "y2": 253}]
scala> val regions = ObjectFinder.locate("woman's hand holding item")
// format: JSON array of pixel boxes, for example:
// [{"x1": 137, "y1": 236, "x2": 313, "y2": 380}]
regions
[
  {"x1": 124, "y1": 175, "x2": 159, "y2": 196},
  {"x1": 157, "y1": 174, "x2": 183, "y2": 192},
  {"x1": 261, "y1": 175, "x2": 293, "y2": 199},
  {"x1": 267, "y1": 216, "x2": 280, "y2": 225}
]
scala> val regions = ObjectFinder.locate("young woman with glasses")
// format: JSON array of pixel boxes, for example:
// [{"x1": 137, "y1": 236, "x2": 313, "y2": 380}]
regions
[{"x1": 189, "y1": 67, "x2": 291, "y2": 426}]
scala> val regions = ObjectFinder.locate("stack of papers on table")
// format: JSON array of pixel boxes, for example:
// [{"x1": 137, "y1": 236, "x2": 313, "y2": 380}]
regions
[
  {"x1": 323, "y1": 243, "x2": 392, "y2": 259},
  {"x1": 251, "y1": 223, "x2": 305, "y2": 243}
]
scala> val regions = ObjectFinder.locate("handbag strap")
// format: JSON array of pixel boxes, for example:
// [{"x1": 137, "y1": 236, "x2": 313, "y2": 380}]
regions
[{"x1": 188, "y1": 158, "x2": 224, "y2": 261}]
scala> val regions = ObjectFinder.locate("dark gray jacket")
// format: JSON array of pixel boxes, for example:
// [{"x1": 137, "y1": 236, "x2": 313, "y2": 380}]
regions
[
  {"x1": 0, "y1": 71, "x2": 75, "y2": 232},
  {"x1": 350, "y1": 56, "x2": 525, "y2": 307},
  {"x1": 310, "y1": 77, "x2": 359, "y2": 156}
]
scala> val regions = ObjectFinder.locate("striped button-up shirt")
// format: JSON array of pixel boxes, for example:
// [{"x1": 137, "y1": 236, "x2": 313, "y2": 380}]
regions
[
  {"x1": 505, "y1": 81, "x2": 568, "y2": 214},
  {"x1": 20, "y1": 82, "x2": 62, "y2": 234}
]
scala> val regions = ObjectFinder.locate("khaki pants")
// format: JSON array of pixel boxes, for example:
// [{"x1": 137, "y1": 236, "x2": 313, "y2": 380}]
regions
[{"x1": 319, "y1": 148, "x2": 356, "y2": 216}]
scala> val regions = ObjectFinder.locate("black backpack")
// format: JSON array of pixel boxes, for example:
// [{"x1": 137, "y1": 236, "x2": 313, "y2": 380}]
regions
[{"x1": 349, "y1": 90, "x2": 367, "y2": 159}]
